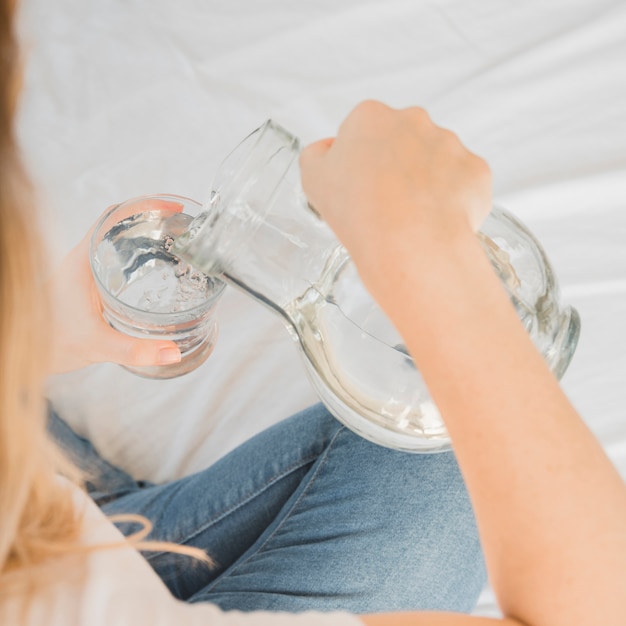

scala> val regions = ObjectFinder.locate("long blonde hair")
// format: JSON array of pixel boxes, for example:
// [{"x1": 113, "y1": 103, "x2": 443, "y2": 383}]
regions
[
  {"x1": 0, "y1": 0, "x2": 83, "y2": 581},
  {"x1": 0, "y1": 0, "x2": 209, "y2": 596}
]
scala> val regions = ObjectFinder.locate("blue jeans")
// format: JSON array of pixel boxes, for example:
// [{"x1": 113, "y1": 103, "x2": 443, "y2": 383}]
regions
[{"x1": 48, "y1": 404, "x2": 485, "y2": 614}]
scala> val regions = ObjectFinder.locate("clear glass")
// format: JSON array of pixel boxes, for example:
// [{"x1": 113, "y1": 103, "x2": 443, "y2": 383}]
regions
[
  {"x1": 174, "y1": 121, "x2": 580, "y2": 452},
  {"x1": 90, "y1": 194, "x2": 226, "y2": 379}
]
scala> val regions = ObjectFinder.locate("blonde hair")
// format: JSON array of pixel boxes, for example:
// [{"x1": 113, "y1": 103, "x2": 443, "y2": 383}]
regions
[
  {"x1": 0, "y1": 0, "x2": 210, "y2": 601},
  {"x1": 0, "y1": 0, "x2": 77, "y2": 580}
]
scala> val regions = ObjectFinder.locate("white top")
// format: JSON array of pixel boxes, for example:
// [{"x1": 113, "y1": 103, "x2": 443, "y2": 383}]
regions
[{"x1": 0, "y1": 487, "x2": 362, "y2": 626}]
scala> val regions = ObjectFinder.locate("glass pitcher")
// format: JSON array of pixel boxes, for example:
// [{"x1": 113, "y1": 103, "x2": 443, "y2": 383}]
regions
[{"x1": 173, "y1": 120, "x2": 580, "y2": 452}]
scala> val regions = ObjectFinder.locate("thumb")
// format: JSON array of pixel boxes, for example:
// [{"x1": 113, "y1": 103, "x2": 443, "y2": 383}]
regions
[
  {"x1": 94, "y1": 324, "x2": 181, "y2": 368},
  {"x1": 299, "y1": 137, "x2": 334, "y2": 176},
  {"x1": 299, "y1": 137, "x2": 334, "y2": 209}
]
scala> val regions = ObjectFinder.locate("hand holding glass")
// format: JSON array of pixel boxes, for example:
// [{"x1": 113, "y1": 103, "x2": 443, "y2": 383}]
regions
[{"x1": 89, "y1": 195, "x2": 225, "y2": 379}]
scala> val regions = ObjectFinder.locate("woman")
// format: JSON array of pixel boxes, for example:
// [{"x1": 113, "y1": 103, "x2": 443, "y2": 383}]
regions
[
  {"x1": 1, "y1": 2, "x2": 625, "y2": 625},
  {"x1": 1, "y1": 1, "x2": 481, "y2": 619}
]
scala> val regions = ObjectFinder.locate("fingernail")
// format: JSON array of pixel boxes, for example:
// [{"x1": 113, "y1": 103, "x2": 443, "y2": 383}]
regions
[{"x1": 157, "y1": 347, "x2": 181, "y2": 365}]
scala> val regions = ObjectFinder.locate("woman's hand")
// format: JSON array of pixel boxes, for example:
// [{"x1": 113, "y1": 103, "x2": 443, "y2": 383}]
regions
[
  {"x1": 300, "y1": 100, "x2": 491, "y2": 309},
  {"x1": 48, "y1": 199, "x2": 183, "y2": 375}
]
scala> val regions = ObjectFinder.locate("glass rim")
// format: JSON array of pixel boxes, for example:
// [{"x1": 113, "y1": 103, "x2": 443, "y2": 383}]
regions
[{"x1": 89, "y1": 193, "x2": 226, "y2": 319}]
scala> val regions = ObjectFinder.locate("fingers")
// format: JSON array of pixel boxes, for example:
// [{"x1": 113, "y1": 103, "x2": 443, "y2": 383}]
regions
[
  {"x1": 339, "y1": 99, "x2": 396, "y2": 132},
  {"x1": 130, "y1": 197, "x2": 185, "y2": 214},
  {"x1": 299, "y1": 137, "x2": 334, "y2": 175},
  {"x1": 77, "y1": 198, "x2": 186, "y2": 258},
  {"x1": 299, "y1": 138, "x2": 334, "y2": 213},
  {"x1": 301, "y1": 137, "x2": 334, "y2": 160},
  {"x1": 299, "y1": 99, "x2": 493, "y2": 273},
  {"x1": 78, "y1": 197, "x2": 186, "y2": 370},
  {"x1": 92, "y1": 324, "x2": 182, "y2": 368},
  {"x1": 96, "y1": 197, "x2": 185, "y2": 232}
]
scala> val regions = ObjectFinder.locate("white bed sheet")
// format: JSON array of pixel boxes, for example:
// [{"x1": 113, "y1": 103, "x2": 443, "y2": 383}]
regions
[{"x1": 17, "y1": 0, "x2": 626, "y2": 617}]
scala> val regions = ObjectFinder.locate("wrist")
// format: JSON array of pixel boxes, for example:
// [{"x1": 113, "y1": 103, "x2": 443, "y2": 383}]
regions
[{"x1": 363, "y1": 219, "x2": 486, "y2": 325}]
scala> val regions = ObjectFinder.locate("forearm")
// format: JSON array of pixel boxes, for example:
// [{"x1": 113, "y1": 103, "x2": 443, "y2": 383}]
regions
[
  {"x1": 300, "y1": 101, "x2": 626, "y2": 626},
  {"x1": 380, "y1": 230, "x2": 626, "y2": 626}
]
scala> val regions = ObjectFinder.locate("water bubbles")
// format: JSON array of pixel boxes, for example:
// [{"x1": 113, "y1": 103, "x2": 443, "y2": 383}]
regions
[{"x1": 96, "y1": 212, "x2": 215, "y2": 314}]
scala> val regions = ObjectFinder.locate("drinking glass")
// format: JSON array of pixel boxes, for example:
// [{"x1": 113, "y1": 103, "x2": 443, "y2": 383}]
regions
[{"x1": 90, "y1": 194, "x2": 226, "y2": 379}]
